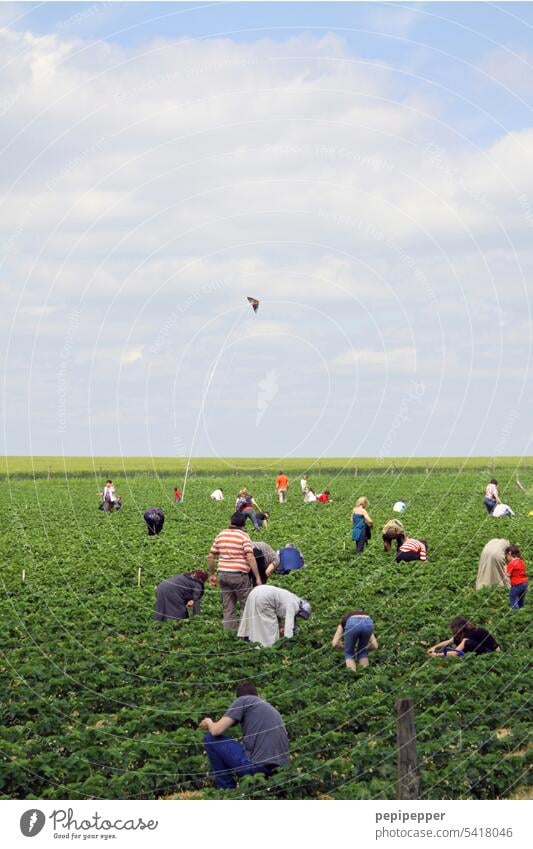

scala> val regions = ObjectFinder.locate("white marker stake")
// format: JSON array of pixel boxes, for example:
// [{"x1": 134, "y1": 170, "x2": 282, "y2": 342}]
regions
[
  {"x1": 343, "y1": 542, "x2": 346, "y2": 552},
  {"x1": 22, "y1": 569, "x2": 26, "y2": 583},
  {"x1": 137, "y1": 567, "x2": 142, "y2": 588}
]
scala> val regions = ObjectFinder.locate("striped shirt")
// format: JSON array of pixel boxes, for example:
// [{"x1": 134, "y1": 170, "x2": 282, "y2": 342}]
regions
[
  {"x1": 399, "y1": 538, "x2": 427, "y2": 561},
  {"x1": 210, "y1": 528, "x2": 254, "y2": 573}
]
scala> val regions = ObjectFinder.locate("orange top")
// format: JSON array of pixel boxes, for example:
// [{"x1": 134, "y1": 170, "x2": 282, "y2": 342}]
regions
[{"x1": 276, "y1": 474, "x2": 289, "y2": 490}]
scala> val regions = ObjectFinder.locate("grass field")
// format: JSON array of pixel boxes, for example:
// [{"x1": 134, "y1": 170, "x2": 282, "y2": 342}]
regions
[
  {"x1": 0, "y1": 467, "x2": 531, "y2": 800},
  {"x1": 1, "y1": 455, "x2": 533, "y2": 478}
]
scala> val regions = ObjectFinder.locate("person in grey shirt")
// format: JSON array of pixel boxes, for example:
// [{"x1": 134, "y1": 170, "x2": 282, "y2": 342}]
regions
[
  {"x1": 251, "y1": 541, "x2": 280, "y2": 585},
  {"x1": 200, "y1": 680, "x2": 290, "y2": 789}
]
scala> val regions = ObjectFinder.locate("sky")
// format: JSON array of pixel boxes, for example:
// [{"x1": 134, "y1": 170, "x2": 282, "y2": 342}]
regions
[{"x1": 1, "y1": 1, "x2": 532, "y2": 460}]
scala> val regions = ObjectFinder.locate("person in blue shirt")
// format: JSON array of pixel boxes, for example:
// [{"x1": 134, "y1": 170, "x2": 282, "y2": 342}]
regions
[{"x1": 277, "y1": 543, "x2": 305, "y2": 574}]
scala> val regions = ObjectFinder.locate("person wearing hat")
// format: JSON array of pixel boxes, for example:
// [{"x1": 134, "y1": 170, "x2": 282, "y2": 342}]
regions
[
  {"x1": 237, "y1": 584, "x2": 311, "y2": 647},
  {"x1": 208, "y1": 513, "x2": 262, "y2": 631},
  {"x1": 154, "y1": 570, "x2": 209, "y2": 621},
  {"x1": 331, "y1": 610, "x2": 378, "y2": 671}
]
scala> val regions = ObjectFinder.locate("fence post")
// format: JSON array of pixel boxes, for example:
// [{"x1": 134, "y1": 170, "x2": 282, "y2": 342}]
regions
[
  {"x1": 47, "y1": 465, "x2": 52, "y2": 480},
  {"x1": 395, "y1": 697, "x2": 420, "y2": 800}
]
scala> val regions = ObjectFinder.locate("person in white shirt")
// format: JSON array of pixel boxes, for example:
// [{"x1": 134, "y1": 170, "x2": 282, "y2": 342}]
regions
[
  {"x1": 102, "y1": 480, "x2": 116, "y2": 513},
  {"x1": 210, "y1": 488, "x2": 224, "y2": 501},
  {"x1": 303, "y1": 488, "x2": 317, "y2": 503},
  {"x1": 491, "y1": 503, "x2": 514, "y2": 518},
  {"x1": 300, "y1": 475, "x2": 309, "y2": 494}
]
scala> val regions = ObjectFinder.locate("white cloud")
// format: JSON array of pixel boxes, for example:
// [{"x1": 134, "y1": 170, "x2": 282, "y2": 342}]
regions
[
  {"x1": 120, "y1": 347, "x2": 144, "y2": 366},
  {"x1": 333, "y1": 347, "x2": 417, "y2": 373}
]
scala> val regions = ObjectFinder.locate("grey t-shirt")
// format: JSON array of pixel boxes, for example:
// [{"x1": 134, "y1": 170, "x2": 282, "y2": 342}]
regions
[{"x1": 224, "y1": 696, "x2": 290, "y2": 766}]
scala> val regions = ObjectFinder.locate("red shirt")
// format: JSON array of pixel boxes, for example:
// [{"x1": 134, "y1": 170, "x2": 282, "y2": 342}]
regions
[
  {"x1": 317, "y1": 493, "x2": 330, "y2": 503},
  {"x1": 506, "y1": 558, "x2": 528, "y2": 586}
]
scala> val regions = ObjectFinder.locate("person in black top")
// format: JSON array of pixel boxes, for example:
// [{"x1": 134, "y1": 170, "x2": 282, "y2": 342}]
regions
[
  {"x1": 144, "y1": 507, "x2": 165, "y2": 536},
  {"x1": 154, "y1": 570, "x2": 208, "y2": 620},
  {"x1": 427, "y1": 616, "x2": 500, "y2": 658}
]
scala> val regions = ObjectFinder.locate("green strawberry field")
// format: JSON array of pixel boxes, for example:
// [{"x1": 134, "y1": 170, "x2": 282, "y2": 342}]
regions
[{"x1": 1, "y1": 465, "x2": 531, "y2": 800}]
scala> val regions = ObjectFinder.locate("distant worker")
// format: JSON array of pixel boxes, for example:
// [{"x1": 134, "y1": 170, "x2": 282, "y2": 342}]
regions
[
  {"x1": 174, "y1": 487, "x2": 182, "y2": 503},
  {"x1": 235, "y1": 489, "x2": 262, "y2": 530},
  {"x1": 316, "y1": 490, "x2": 332, "y2": 503},
  {"x1": 144, "y1": 507, "x2": 165, "y2": 536},
  {"x1": 276, "y1": 471, "x2": 289, "y2": 504},
  {"x1": 237, "y1": 585, "x2": 311, "y2": 647},
  {"x1": 393, "y1": 501, "x2": 407, "y2": 513},
  {"x1": 395, "y1": 536, "x2": 428, "y2": 562},
  {"x1": 300, "y1": 475, "x2": 309, "y2": 494},
  {"x1": 331, "y1": 610, "x2": 378, "y2": 671},
  {"x1": 154, "y1": 570, "x2": 208, "y2": 621},
  {"x1": 484, "y1": 479, "x2": 500, "y2": 514},
  {"x1": 200, "y1": 680, "x2": 290, "y2": 789},
  {"x1": 278, "y1": 543, "x2": 305, "y2": 575},
  {"x1": 351, "y1": 497, "x2": 373, "y2": 554},
  {"x1": 208, "y1": 513, "x2": 262, "y2": 631},
  {"x1": 102, "y1": 479, "x2": 116, "y2": 513},
  {"x1": 475, "y1": 538, "x2": 510, "y2": 589},
  {"x1": 210, "y1": 487, "x2": 224, "y2": 501},
  {"x1": 382, "y1": 518, "x2": 406, "y2": 552},
  {"x1": 505, "y1": 544, "x2": 528, "y2": 609},
  {"x1": 303, "y1": 488, "x2": 317, "y2": 503},
  {"x1": 427, "y1": 617, "x2": 500, "y2": 658}
]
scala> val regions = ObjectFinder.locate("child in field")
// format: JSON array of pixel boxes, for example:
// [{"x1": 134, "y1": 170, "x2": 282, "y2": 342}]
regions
[
  {"x1": 317, "y1": 490, "x2": 332, "y2": 503},
  {"x1": 427, "y1": 617, "x2": 500, "y2": 658},
  {"x1": 505, "y1": 544, "x2": 528, "y2": 609},
  {"x1": 484, "y1": 479, "x2": 500, "y2": 514},
  {"x1": 174, "y1": 487, "x2": 182, "y2": 503},
  {"x1": 331, "y1": 611, "x2": 378, "y2": 671}
]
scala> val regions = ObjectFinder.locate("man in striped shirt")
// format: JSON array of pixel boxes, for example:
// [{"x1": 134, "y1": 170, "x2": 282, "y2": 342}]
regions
[
  {"x1": 395, "y1": 537, "x2": 428, "y2": 563},
  {"x1": 208, "y1": 513, "x2": 262, "y2": 631}
]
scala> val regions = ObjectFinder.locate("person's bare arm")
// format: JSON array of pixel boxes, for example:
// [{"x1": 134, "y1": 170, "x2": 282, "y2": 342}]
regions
[
  {"x1": 199, "y1": 716, "x2": 235, "y2": 736},
  {"x1": 427, "y1": 637, "x2": 454, "y2": 655},
  {"x1": 208, "y1": 552, "x2": 217, "y2": 585},
  {"x1": 331, "y1": 624, "x2": 344, "y2": 648},
  {"x1": 246, "y1": 551, "x2": 262, "y2": 585}
]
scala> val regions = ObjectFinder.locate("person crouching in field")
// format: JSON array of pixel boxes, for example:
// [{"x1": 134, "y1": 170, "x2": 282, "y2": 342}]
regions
[
  {"x1": 427, "y1": 617, "x2": 500, "y2": 658},
  {"x1": 200, "y1": 680, "x2": 290, "y2": 789},
  {"x1": 382, "y1": 518, "x2": 406, "y2": 552},
  {"x1": 154, "y1": 570, "x2": 208, "y2": 621},
  {"x1": 143, "y1": 507, "x2": 165, "y2": 536},
  {"x1": 208, "y1": 513, "x2": 262, "y2": 631},
  {"x1": 505, "y1": 544, "x2": 528, "y2": 609},
  {"x1": 395, "y1": 536, "x2": 428, "y2": 562},
  {"x1": 331, "y1": 611, "x2": 378, "y2": 671},
  {"x1": 484, "y1": 479, "x2": 501, "y2": 514},
  {"x1": 101, "y1": 479, "x2": 116, "y2": 512},
  {"x1": 237, "y1": 585, "x2": 311, "y2": 647},
  {"x1": 351, "y1": 497, "x2": 373, "y2": 553}
]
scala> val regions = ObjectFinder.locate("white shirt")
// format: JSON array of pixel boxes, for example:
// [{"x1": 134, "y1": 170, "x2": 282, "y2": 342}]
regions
[
  {"x1": 210, "y1": 489, "x2": 224, "y2": 501},
  {"x1": 300, "y1": 478, "x2": 308, "y2": 493},
  {"x1": 492, "y1": 504, "x2": 514, "y2": 517},
  {"x1": 304, "y1": 490, "x2": 317, "y2": 503},
  {"x1": 103, "y1": 485, "x2": 116, "y2": 502},
  {"x1": 393, "y1": 501, "x2": 406, "y2": 513}
]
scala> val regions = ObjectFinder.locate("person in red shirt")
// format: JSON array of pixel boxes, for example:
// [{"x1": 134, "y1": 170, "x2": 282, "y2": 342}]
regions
[
  {"x1": 316, "y1": 490, "x2": 331, "y2": 503},
  {"x1": 276, "y1": 471, "x2": 289, "y2": 504},
  {"x1": 174, "y1": 487, "x2": 182, "y2": 503},
  {"x1": 505, "y1": 544, "x2": 528, "y2": 609}
]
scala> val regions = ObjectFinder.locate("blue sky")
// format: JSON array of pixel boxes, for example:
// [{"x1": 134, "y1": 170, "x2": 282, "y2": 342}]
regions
[{"x1": 1, "y1": 2, "x2": 532, "y2": 459}]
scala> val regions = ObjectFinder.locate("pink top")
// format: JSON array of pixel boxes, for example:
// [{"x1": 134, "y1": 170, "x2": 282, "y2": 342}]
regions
[{"x1": 485, "y1": 483, "x2": 499, "y2": 500}]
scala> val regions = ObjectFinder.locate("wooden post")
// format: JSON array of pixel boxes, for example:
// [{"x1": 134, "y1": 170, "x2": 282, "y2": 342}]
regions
[
  {"x1": 47, "y1": 465, "x2": 51, "y2": 480},
  {"x1": 395, "y1": 697, "x2": 420, "y2": 800},
  {"x1": 354, "y1": 467, "x2": 358, "y2": 478}
]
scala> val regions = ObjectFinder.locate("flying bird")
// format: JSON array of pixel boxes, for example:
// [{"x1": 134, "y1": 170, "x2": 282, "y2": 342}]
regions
[{"x1": 247, "y1": 296, "x2": 260, "y2": 314}]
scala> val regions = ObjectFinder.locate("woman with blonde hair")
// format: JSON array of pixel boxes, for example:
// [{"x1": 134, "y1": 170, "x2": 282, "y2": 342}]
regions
[{"x1": 351, "y1": 496, "x2": 373, "y2": 554}]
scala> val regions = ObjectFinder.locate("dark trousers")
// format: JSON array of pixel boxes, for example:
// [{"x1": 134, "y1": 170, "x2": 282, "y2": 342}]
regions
[
  {"x1": 355, "y1": 524, "x2": 371, "y2": 554},
  {"x1": 484, "y1": 497, "x2": 496, "y2": 514},
  {"x1": 144, "y1": 511, "x2": 164, "y2": 535},
  {"x1": 396, "y1": 551, "x2": 421, "y2": 562},
  {"x1": 510, "y1": 583, "x2": 528, "y2": 609},
  {"x1": 203, "y1": 733, "x2": 272, "y2": 789}
]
